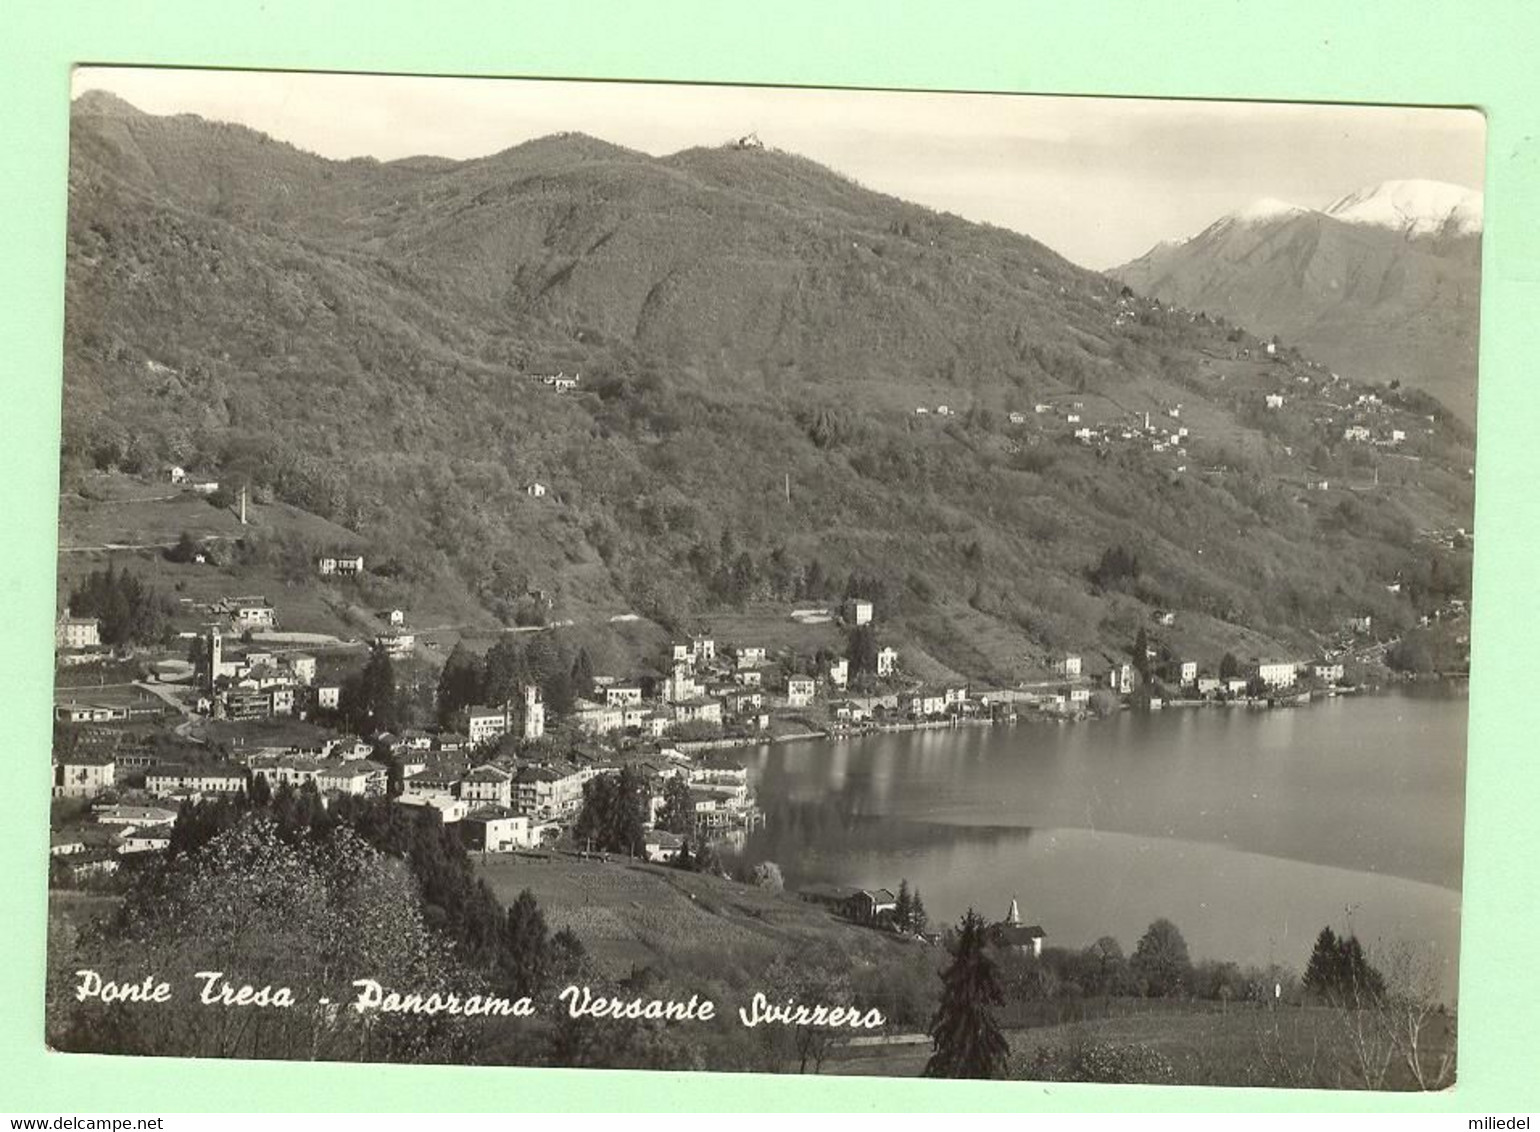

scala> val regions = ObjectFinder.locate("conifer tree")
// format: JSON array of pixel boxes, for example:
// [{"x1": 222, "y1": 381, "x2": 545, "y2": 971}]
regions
[
  {"x1": 343, "y1": 642, "x2": 399, "y2": 733},
  {"x1": 569, "y1": 647, "x2": 596, "y2": 700},
  {"x1": 925, "y1": 909, "x2": 1009, "y2": 1079},
  {"x1": 1302, "y1": 925, "x2": 1385, "y2": 1006},
  {"x1": 573, "y1": 775, "x2": 613, "y2": 850},
  {"x1": 910, "y1": 889, "x2": 929, "y2": 935},
  {"x1": 895, "y1": 879, "x2": 913, "y2": 932},
  {"x1": 611, "y1": 765, "x2": 647, "y2": 856},
  {"x1": 847, "y1": 624, "x2": 880, "y2": 677},
  {"x1": 1303, "y1": 926, "x2": 1340, "y2": 998},
  {"x1": 248, "y1": 772, "x2": 273, "y2": 807},
  {"x1": 435, "y1": 642, "x2": 484, "y2": 727},
  {"x1": 658, "y1": 775, "x2": 695, "y2": 835},
  {"x1": 500, "y1": 888, "x2": 550, "y2": 997}
]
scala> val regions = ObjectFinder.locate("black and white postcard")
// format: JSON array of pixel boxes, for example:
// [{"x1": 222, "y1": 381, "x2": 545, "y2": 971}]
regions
[{"x1": 47, "y1": 68, "x2": 1479, "y2": 1087}]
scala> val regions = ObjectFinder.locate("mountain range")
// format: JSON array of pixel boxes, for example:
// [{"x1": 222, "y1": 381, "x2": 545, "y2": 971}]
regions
[
  {"x1": 1113, "y1": 180, "x2": 1482, "y2": 422},
  {"x1": 57, "y1": 92, "x2": 1474, "y2": 683}
]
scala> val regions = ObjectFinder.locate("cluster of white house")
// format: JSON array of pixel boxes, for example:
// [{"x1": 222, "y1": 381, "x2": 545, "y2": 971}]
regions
[
  {"x1": 559, "y1": 623, "x2": 900, "y2": 740},
  {"x1": 53, "y1": 609, "x2": 342, "y2": 725},
  {"x1": 397, "y1": 747, "x2": 757, "y2": 855},
  {"x1": 916, "y1": 373, "x2": 1197, "y2": 469},
  {"x1": 194, "y1": 624, "x2": 329, "y2": 721},
  {"x1": 315, "y1": 553, "x2": 366, "y2": 577},
  {"x1": 1342, "y1": 424, "x2": 1409, "y2": 445},
  {"x1": 49, "y1": 801, "x2": 182, "y2": 882},
  {"x1": 173, "y1": 600, "x2": 911, "y2": 740},
  {"x1": 1335, "y1": 392, "x2": 1413, "y2": 446},
  {"x1": 1038, "y1": 651, "x2": 1348, "y2": 707},
  {"x1": 533, "y1": 371, "x2": 580, "y2": 393},
  {"x1": 211, "y1": 595, "x2": 280, "y2": 633},
  {"x1": 1059, "y1": 406, "x2": 1193, "y2": 463},
  {"x1": 51, "y1": 726, "x2": 759, "y2": 865},
  {"x1": 165, "y1": 465, "x2": 222, "y2": 495}
]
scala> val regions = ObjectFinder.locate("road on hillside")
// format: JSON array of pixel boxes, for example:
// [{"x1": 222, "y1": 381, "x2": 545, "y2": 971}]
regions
[
  {"x1": 59, "y1": 533, "x2": 242, "y2": 553},
  {"x1": 132, "y1": 680, "x2": 196, "y2": 719}
]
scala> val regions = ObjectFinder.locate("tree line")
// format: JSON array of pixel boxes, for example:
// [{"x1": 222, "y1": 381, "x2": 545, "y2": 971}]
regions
[
  {"x1": 65, "y1": 564, "x2": 174, "y2": 647},
  {"x1": 435, "y1": 635, "x2": 596, "y2": 730}
]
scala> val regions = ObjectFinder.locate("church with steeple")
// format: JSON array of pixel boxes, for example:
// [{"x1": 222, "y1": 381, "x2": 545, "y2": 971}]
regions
[{"x1": 987, "y1": 897, "x2": 1046, "y2": 958}]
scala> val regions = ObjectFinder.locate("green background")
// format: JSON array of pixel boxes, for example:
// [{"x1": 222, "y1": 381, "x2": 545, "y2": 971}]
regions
[{"x1": 3, "y1": 0, "x2": 1537, "y2": 1112}]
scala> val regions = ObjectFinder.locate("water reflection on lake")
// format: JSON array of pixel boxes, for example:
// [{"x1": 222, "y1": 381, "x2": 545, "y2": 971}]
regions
[{"x1": 737, "y1": 687, "x2": 1466, "y2": 993}]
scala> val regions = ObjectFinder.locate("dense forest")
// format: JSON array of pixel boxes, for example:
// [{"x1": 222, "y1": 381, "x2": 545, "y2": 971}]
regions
[{"x1": 59, "y1": 92, "x2": 1475, "y2": 677}]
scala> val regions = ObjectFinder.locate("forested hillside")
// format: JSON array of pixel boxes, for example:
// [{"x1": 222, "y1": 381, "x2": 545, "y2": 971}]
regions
[{"x1": 59, "y1": 93, "x2": 1475, "y2": 681}]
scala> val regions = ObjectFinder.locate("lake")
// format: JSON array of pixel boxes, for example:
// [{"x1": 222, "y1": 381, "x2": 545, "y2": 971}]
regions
[{"x1": 735, "y1": 687, "x2": 1467, "y2": 995}]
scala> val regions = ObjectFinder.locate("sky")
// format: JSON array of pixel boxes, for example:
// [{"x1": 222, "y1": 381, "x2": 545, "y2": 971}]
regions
[{"x1": 73, "y1": 67, "x2": 1486, "y2": 270}]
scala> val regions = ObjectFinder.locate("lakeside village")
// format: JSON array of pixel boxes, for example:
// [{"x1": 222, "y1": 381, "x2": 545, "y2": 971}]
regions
[{"x1": 50, "y1": 566, "x2": 1425, "y2": 903}]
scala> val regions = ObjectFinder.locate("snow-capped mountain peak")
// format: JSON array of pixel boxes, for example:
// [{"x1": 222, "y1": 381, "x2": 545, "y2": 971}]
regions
[
  {"x1": 1324, "y1": 179, "x2": 1482, "y2": 237},
  {"x1": 1226, "y1": 197, "x2": 1313, "y2": 225}
]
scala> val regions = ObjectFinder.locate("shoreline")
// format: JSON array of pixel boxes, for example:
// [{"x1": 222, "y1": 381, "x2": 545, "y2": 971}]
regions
[{"x1": 674, "y1": 676, "x2": 1464, "y2": 758}]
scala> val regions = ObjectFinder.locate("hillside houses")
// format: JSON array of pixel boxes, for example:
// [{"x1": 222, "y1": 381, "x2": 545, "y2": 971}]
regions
[
  {"x1": 534, "y1": 371, "x2": 581, "y2": 393},
  {"x1": 94, "y1": 804, "x2": 178, "y2": 828},
  {"x1": 832, "y1": 700, "x2": 870, "y2": 724},
  {"x1": 514, "y1": 763, "x2": 592, "y2": 819},
  {"x1": 396, "y1": 793, "x2": 468, "y2": 824},
  {"x1": 315, "y1": 761, "x2": 381, "y2": 795},
  {"x1": 604, "y1": 683, "x2": 644, "y2": 707},
  {"x1": 459, "y1": 765, "x2": 514, "y2": 808},
  {"x1": 786, "y1": 676, "x2": 816, "y2": 708},
  {"x1": 217, "y1": 597, "x2": 276, "y2": 632},
  {"x1": 459, "y1": 702, "x2": 513, "y2": 745},
  {"x1": 574, "y1": 698, "x2": 626, "y2": 735},
  {"x1": 405, "y1": 764, "x2": 464, "y2": 798},
  {"x1": 462, "y1": 806, "x2": 537, "y2": 852},
  {"x1": 661, "y1": 628, "x2": 906, "y2": 714},
  {"x1": 55, "y1": 610, "x2": 102, "y2": 651},
  {"x1": 800, "y1": 884, "x2": 899, "y2": 926},
  {"x1": 50, "y1": 798, "x2": 187, "y2": 875},
  {"x1": 316, "y1": 553, "x2": 364, "y2": 576},
  {"x1": 1106, "y1": 663, "x2": 1135, "y2": 695},
  {"x1": 53, "y1": 751, "x2": 116, "y2": 799},
  {"x1": 245, "y1": 754, "x2": 381, "y2": 797},
  {"x1": 673, "y1": 698, "x2": 725, "y2": 726},
  {"x1": 907, "y1": 690, "x2": 946, "y2": 718},
  {"x1": 1253, "y1": 661, "x2": 1298, "y2": 688},
  {"x1": 192, "y1": 624, "x2": 331, "y2": 723},
  {"x1": 374, "y1": 630, "x2": 415, "y2": 658},
  {"x1": 54, "y1": 702, "x2": 133, "y2": 725},
  {"x1": 145, "y1": 764, "x2": 247, "y2": 798}
]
